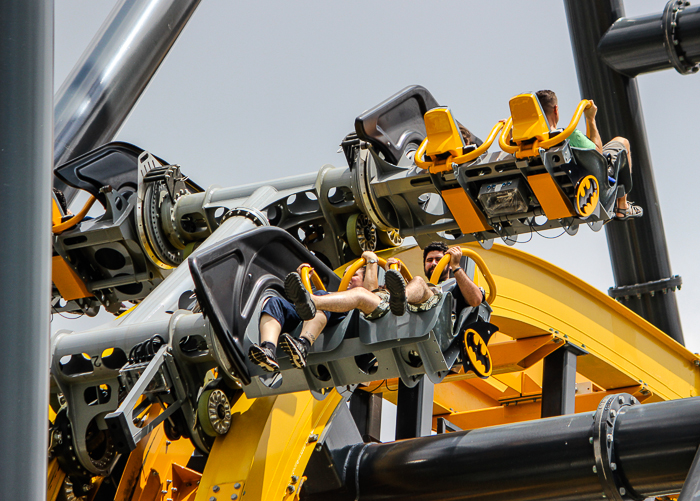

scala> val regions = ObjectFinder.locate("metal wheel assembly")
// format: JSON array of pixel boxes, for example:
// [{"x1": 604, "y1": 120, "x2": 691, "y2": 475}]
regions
[
  {"x1": 197, "y1": 389, "x2": 232, "y2": 437},
  {"x1": 346, "y1": 212, "x2": 377, "y2": 256}
]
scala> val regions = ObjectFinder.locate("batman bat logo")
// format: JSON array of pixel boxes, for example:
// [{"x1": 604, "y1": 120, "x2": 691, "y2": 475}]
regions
[
  {"x1": 463, "y1": 328, "x2": 493, "y2": 378},
  {"x1": 575, "y1": 175, "x2": 599, "y2": 217}
]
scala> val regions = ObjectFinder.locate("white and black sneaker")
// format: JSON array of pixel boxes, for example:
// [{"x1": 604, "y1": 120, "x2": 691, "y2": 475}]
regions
[
  {"x1": 279, "y1": 333, "x2": 310, "y2": 369},
  {"x1": 248, "y1": 342, "x2": 280, "y2": 372}
]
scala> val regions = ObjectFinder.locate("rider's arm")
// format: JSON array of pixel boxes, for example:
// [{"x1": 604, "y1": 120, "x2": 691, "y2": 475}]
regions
[
  {"x1": 584, "y1": 100, "x2": 603, "y2": 154},
  {"x1": 361, "y1": 251, "x2": 379, "y2": 291},
  {"x1": 447, "y1": 247, "x2": 483, "y2": 307}
]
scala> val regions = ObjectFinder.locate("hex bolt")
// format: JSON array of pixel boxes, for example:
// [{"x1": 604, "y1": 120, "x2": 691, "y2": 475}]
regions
[
  {"x1": 234, "y1": 483, "x2": 241, "y2": 489},
  {"x1": 287, "y1": 485, "x2": 296, "y2": 494},
  {"x1": 231, "y1": 496, "x2": 238, "y2": 500},
  {"x1": 172, "y1": 487, "x2": 178, "y2": 493},
  {"x1": 619, "y1": 487, "x2": 626, "y2": 496},
  {"x1": 618, "y1": 396, "x2": 624, "y2": 404},
  {"x1": 694, "y1": 360, "x2": 700, "y2": 367},
  {"x1": 592, "y1": 465, "x2": 597, "y2": 473},
  {"x1": 308, "y1": 434, "x2": 319, "y2": 443},
  {"x1": 162, "y1": 491, "x2": 168, "y2": 495},
  {"x1": 589, "y1": 437, "x2": 593, "y2": 444},
  {"x1": 607, "y1": 434, "x2": 613, "y2": 443},
  {"x1": 610, "y1": 409, "x2": 617, "y2": 418},
  {"x1": 611, "y1": 462, "x2": 617, "y2": 471},
  {"x1": 213, "y1": 485, "x2": 220, "y2": 493},
  {"x1": 210, "y1": 497, "x2": 216, "y2": 501},
  {"x1": 291, "y1": 475, "x2": 299, "y2": 484},
  {"x1": 166, "y1": 440, "x2": 171, "y2": 446}
]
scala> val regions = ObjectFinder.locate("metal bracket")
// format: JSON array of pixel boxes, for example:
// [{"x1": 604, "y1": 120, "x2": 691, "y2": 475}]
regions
[
  {"x1": 663, "y1": 0, "x2": 700, "y2": 75},
  {"x1": 220, "y1": 206, "x2": 270, "y2": 227},
  {"x1": 608, "y1": 275, "x2": 682, "y2": 300},
  {"x1": 592, "y1": 393, "x2": 643, "y2": 501},
  {"x1": 104, "y1": 345, "x2": 184, "y2": 452}
]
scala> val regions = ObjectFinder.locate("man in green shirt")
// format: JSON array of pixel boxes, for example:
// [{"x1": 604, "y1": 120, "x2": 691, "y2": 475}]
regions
[{"x1": 536, "y1": 90, "x2": 642, "y2": 220}]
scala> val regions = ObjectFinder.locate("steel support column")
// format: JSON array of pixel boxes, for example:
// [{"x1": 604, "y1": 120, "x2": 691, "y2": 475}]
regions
[
  {"x1": 349, "y1": 390, "x2": 383, "y2": 443},
  {"x1": 53, "y1": 0, "x2": 201, "y2": 205},
  {"x1": 540, "y1": 346, "x2": 582, "y2": 418},
  {"x1": 0, "y1": 1, "x2": 53, "y2": 499},
  {"x1": 564, "y1": 0, "x2": 684, "y2": 344},
  {"x1": 395, "y1": 377, "x2": 434, "y2": 439}
]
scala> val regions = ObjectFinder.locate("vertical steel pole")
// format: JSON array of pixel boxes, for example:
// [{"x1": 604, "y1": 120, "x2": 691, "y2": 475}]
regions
[
  {"x1": 395, "y1": 377, "x2": 434, "y2": 439},
  {"x1": 541, "y1": 348, "x2": 578, "y2": 418},
  {"x1": 564, "y1": 0, "x2": 684, "y2": 344},
  {"x1": 0, "y1": 0, "x2": 53, "y2": 499}
]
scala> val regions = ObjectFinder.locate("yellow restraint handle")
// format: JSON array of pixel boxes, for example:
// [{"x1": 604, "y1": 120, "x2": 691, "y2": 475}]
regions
[
  {"x1": 499, "y1": 100, "x2": 592, "y2": 155},
  {"x1": 413, "y1": 120, "x2": 506, "y2": 170},
  {"x1": 301, "y1": 266, "x2": 326, "y2": 293},
  {"x1": 52, "y1": 195, "x2": 97, "y2": 234},
  {"x1": 338, "y1": 257, "x2": 413, "y2": 291},
  {"x1": 430, "y1": 248, "x2": 497, "y2": 305},
  {"x1": 449, "y1": 120, "x2": 506, "y2": 165}
]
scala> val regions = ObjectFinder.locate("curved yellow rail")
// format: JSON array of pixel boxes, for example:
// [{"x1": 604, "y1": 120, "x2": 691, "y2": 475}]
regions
[
  {"x1": 430, "y1": 247, "x2": 497, "y2": 305},
  {"x1": 464, "y1": 242, "x2": 699, "y2": 401},
  {"x1": 338, "y1": 256, "x2": 413, "y2": 291},
  {"x1": 449, "y1": 120, "x2": 506, "y2": 165},
  {"x1": 498, "y1": 116, "x2": 516, "y2": 153}
]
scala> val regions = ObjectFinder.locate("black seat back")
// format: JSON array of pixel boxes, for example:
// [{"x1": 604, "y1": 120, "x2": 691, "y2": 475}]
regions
[
  {"x1": 355, "y1": 85, "x2": 440, "y2": 165},
  {"x1": 188, "y1": 227, "x2": 340, "y2": 385}
]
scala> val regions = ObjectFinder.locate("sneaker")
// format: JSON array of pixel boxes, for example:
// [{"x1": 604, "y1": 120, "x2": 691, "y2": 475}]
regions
[
  {"x1": 248, "y1": 342, "x2": 279, "y2": 372},
  {"x1": 385, "y1": 269, "x2": 407, "y2": 316},
  {"x1": 285, "y1": 272, "x2": 317, "y2": 320},
  {"x1": 279, "y1": 333, "x2": 309, "y2": 369}
]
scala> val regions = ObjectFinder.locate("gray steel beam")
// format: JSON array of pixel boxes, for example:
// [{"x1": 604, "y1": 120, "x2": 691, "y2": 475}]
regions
[
  {"x1": 395, "y1": 377, "x2": 434, "y2": 439},
  {"x1": 0, "y1": 1, "x2": 53, "y2": 499},
  {"x1": 564, "y1": 0, "x2": 684, "y2": 344},
  {"x1": 54, "y1": 0, "x2": 201, "y2": 204},
  {"x1": 598, "y1": 1, "x2": 700, "y2": 77},
  {"x1": 349, "y1": 390, "x2": 383, "y2": 443},
  {"x1": 540, "y1": 346, "x2": 579, "y2": 418}
]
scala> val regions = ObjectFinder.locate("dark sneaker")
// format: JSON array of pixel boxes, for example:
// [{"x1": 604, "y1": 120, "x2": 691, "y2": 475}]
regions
[
  {"x1": 279, "y1": 333, "x2": 309, "y2": 369},
  {"x1": 248, "y1": 343, "x2": 279, "y2": 372},
  {"x1": 385, "y1": 269, "x2": 407, "y2": 316},
  {"x1": 285, "y1": 272, "x2": 316, "y2": 320}
]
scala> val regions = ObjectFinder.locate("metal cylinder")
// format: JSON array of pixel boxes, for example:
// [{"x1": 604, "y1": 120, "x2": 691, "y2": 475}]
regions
[
  {"x1": 0, "y1": 1, "x2": 53, "y2": 499},
  {"x1": 564, "y1": 0, "x2": 684, "y2": 344},
  {"x1": 598, "y1": 1, "x2": 700, "y2": 77},
  {"x1": 327, "y1": 396, "x2": 700, "y2": 500},
  {"x1": 54, "y1": 0, "x2": 201, "y2": 204}
]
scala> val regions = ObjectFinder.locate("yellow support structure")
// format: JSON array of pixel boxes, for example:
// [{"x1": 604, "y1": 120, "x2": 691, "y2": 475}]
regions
[{"x1": 195, "y1": 390, "x2": 343, "y2": 501}]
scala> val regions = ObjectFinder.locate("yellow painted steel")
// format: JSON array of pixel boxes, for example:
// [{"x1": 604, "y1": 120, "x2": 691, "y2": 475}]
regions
[
  {"x1": 463, "y1": 242, "x2": 700, "y2": 401},
  {"x1": 47, "y1": 458, "x2": 66, "y2": 501},
  {"x1": 440, "y1": 188, "x2": 492, "y2": 234},
  {"x1": 52, "y1": 254, "x2": 92, "y2": 300},
  {"x1": 115, "y1": 405, "x2": 198, "y2": 501},
  {"x1": 527, "y1": 172, "x2": 577, "y2": 220},
  {"x1": 195, "y1": 390, "x2": 343, "y2": 501}
]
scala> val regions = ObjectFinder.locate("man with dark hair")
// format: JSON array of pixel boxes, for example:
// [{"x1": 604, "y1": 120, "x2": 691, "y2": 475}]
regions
[
  {"x1": 535, "y1": 90, "x2": 642, "y2": 220},
  {"x1": 422, "y1": 242, "x2": 484, "y2": 309}
]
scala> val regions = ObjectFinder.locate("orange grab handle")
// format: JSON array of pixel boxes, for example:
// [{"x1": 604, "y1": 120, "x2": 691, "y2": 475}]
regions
[
  {"x1": 300, "y1": 266, "x2": 326, "y2": 293},
  {"x1": 52, "y1": 195, "x2": 97, "y2": 234},
  {"x1": 338, "y1": 257, "x2": 413, "y2": 291},
  {"x1": 429, "y1": 247, "x2": 497, "y2": 305}
]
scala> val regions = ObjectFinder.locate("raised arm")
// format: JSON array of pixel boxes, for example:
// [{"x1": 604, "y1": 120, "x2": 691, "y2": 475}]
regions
[
  {"x1": 584, "y1": 100, "x2": 603, "y2": 154},
  {"x1": 361, "y1": 251, "x2": 380, "y2": 291},
  {"x1": 447, "y1": 246, "x2": 483, "y2": 307}
]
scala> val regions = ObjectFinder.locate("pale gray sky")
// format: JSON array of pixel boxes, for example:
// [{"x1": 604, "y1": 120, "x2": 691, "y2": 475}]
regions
[{"x1": 53, "y1": 1, "x2": 700, "y2": 353}]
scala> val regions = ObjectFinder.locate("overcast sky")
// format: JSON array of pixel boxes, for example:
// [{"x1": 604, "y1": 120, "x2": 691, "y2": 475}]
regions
[{"x1": 53, "y1": 1, "x2": 700, "y2": 354}]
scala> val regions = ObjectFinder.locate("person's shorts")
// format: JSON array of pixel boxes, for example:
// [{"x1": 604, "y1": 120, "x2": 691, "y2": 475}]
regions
[
  {"x1": 363, "y1": 290, "x2": 391, "y2": 320},
  {"x1": 407, "y1": 286, "x2": 443, "y2": 313},
  {"x1": 603, "y1": 140, "x2": 626, "y2": 177},
  {"x1": 261, "y1": 291, "x2": 346, "y2": 333}
]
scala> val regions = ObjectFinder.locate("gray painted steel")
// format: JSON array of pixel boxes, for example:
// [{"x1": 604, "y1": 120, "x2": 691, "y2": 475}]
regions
[
  {"x1": 0, "y1": 1, "x2": 53, "y2": 498},
  {"x1": 54, "y1": 0, "x2": 201, "y2": 204},
  {"x1": 564, "y1": 0, "x2": 684, "y2": 344},
  {"x1": 540, "y1": 345, "x2": 581, "y2": 418},
  {"x1": 598, "y1": 2, "x2": 700, "y2": 77},
  {"x1": 395, "y1": 377, "x2": 435, "y2": 439}
]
